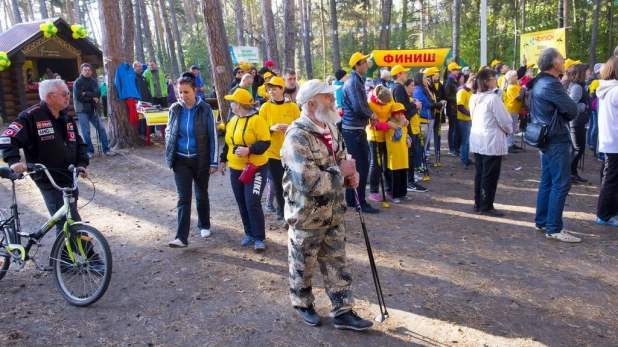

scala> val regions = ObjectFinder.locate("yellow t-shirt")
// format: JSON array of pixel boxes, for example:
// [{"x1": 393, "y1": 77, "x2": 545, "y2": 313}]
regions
[
  {"x1": 385, "y1": 119, "x2": 409, "y2": 171},
  {"x1": 497, "y1": 75, "x2": 505, "y2": 89},
  {"x1": 224, "y1": 114, "x2": 271, "y2": 170},
  {"x1": 259, "y1": 100, "x2": 300, "y2": 160},
  {"x1": 456, "y1": 87, "x2": 472, "y2": 121},
  {"x1": 503, "y1": 84, "x2": 523, "y2": 114},
  {"x1": 366, "y1": 99, "x2": 393, "y2": 142},
  {"x1": 589, "y1": 79, "x2": 599, "y2": 95},
  {"x1": 410, "y1": 112, "x2": 421, "y2": 135}
]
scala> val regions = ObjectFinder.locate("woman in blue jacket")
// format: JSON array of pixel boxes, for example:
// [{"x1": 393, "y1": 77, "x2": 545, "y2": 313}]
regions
[
  {"x1": 165, "y1": 72, "x2": 219, "y2": 248},
  {"x1": 413, "y1": 73, "x2": 435, "y2": 160}
]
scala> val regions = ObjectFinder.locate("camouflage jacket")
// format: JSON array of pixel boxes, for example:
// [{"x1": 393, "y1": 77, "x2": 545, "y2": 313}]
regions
[{"x1": 281, "y1": 115, "x2": 348, "y2": 230}]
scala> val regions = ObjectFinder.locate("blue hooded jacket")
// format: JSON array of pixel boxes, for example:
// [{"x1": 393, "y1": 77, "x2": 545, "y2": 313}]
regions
[{"x1": 114, "y1": 63, "x2": 141, "y2": 100}]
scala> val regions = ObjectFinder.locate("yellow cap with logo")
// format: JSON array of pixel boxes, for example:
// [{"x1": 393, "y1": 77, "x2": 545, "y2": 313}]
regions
[
  {"x1": 224, "y1": 88, "x2": 254, "y2": 105},
  {"x1": 349, "y1": 52, "x2": 371, "y2": 68}
]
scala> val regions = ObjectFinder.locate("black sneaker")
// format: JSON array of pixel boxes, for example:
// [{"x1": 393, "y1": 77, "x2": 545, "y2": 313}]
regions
[
  {"x1": 480, "y1": 208, "x2": 504, "y2": 217},
  {"x1": 473, "y1": 204, "x2": 479, "y2": 213},
  {"x1": 512, "y1": 144, "x2": 523, "y2": 150},
  {"x1": 508, "y1": 146, "x2": 520, "y2": 154},
  {"x1": 575, "y1": 175, "x2": 588, "y2": 183},
  {"x1": 295, "y1": 305, "x2": 321, "y2": 326},
  {"x1": 408, "y1": 183, "x2": 428, "y2": 193},
  {"x1": 333, "y1": 311, "x2": 373, "y2": 331},
  {"x1": 360, "y1": 203, "x2": 380, "y2": 214}
]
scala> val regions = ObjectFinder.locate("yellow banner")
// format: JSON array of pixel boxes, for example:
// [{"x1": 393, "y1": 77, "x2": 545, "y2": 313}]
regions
[
  {"x1": 372, "y1": 48, "x2": 451, "y2": 67},
  {"x1": 520, "y1": 28, "x2": 566, "y2": 66}
]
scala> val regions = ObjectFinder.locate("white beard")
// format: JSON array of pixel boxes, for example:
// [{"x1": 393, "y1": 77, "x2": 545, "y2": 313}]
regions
[{"x1": 315, "y1": 102, "x2": 340, "y2": 124}]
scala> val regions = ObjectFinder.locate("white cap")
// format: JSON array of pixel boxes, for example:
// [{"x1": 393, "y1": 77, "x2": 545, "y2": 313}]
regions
[{"x1": 296, "y1": 79, "x2": 339, "y2": 106}]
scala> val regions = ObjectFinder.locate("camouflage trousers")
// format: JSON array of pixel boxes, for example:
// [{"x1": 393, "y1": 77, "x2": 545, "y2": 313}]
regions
[{"x1": 288, "y1": 223, "x2": 354, "y2": 317}]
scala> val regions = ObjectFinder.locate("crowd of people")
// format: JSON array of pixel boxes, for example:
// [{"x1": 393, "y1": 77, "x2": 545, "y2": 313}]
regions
[{"x1": 3, "y1": 46, "x2": 618, "y2": 332}]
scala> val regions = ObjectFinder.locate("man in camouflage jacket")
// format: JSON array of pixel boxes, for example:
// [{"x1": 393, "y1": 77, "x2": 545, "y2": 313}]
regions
[{"x1": 280, "y1": 80, "x2": 373, "y2": 331}]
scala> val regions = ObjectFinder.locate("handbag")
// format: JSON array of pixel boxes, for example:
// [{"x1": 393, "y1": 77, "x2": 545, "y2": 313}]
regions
[
  {"x1": 523, "y1": 122, "x2": 548, "y2": 148},
  {"x1": 232, "y1": 115, "x2": 258, "y2": 184}
]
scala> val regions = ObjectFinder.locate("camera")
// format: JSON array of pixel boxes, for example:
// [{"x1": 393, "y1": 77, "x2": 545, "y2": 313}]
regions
[{"x1": 233, "y1": 145, "x2": 239, "y2": 152}]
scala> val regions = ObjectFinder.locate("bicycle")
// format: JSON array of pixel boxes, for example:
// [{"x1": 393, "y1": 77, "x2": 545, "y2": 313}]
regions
[{"x1": 0, "y1": 163, "x2": 112, "y2": 306}]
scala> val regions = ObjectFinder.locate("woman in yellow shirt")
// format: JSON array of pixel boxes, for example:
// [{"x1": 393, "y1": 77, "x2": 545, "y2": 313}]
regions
[
  {"x1": 366, "y1": 84, "x2": 394, "y2": 201},
  {"x1": 220, "y1": 88, "x2": 271, "y2": 251},
  {"x1": 457, "y1": 76, "x2": 474, "y2": 168},
  {"x1": 502, "y1": 70, "x2": 526, "y2": 152},
  {"x1": 259, "y1": 76, "x2": 301, "y2": 223}
]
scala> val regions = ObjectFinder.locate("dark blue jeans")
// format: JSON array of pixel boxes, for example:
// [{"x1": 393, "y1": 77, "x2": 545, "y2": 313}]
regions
[
  {"x1": 587, "y1": 110, "x2": 598, "y2": 149},
  {"x1": 39, "y1": 186, "x2": 80, "y2": 235},
  {"x1": 447, "y1": 115, "x2": 460, "y2": 152},
  {"x1": 535, "y1": 142, "x2": 572, "y2": 234},
  {"x1": 172, "y1": 156, "x2": 211, "y2": 244},
  {"x1": 230, "y1": 165, "x2": 267, "y2": 241},
  {"x1": 342, "y1": 129, "x2": 370, "y2": 206},
  {"x1": 459, "y1": 120, "x2": 471, "y2": 164},
  {"x1": 77, "y1": 112, "x2": 110, "y2": 154}
]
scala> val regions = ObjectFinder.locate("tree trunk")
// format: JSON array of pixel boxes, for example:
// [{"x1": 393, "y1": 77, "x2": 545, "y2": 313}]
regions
[
  {"x1": 420, "y1": 0, "x2": 425, "y2": 48},
  {"x1": 182, "y1": 0, "x2": 196, "y2": 28},
  {"x1": 121, "y1": 0, "x2": 135, "y2": 64},
  {"x1": 378, "y1": 0, "x2": 392, "y2": 49},
  {"x1": 202, "y1": 0, "x2": 233, "y2": 122},
  {"x1": 49, "y1": 0, "x2": 55, "y2": 16},
  {"x1": 138, "y1": 0, "x2": 156, "y2": 62},
  {"x1": 75, "y1": 0, "x2": 81, "y2": 23},
  {"x1": 261, "y1": 0, "x2": 280, "y2": 64},
  {"x1": 99, "y1": 0, "x2": 143, "y2": 149},
  {"x1": 589, "y1": 0, "x2": 600, "y2": 66},
  {"x1": 235, "y1": 0, "x2": 246, "y2": 46},
  {"x1": 169, "y1": 0, "x2": 186, "y2": 72},
  {"x1": 151, "y1": 0, "x2": 167, "y2": 69},
  {"x1": 283, "y1": 0, "x2": 295, "y2": 69},
  {"x1": 10, "y1": 0, "x2": 22, "y2": 23},
  {"x1": 328, "y1": 0, "x2": 340, "y2": 71},
  {"x1": 300, "y1": 0, "x2": 313, "y2": 79},
  {"x1": 39, "y1": 0, "x2": 48, "y2": 18},
  {"x1": 246, "y1": 0, "x2": 256, "y2": 46},
  {"x1": 452, "y1": 0, "x2": 460, "y2": 62},
  {"x1": 400, "y1": 0, "x2": 408, "y2": 49},
  {"x1": 134, "y1": 0, "x2": 145, "y2": 63},
  {"x1": 65, "y1": 0, "x2": 74, "y2": 23},
  {"x1": 521, "y1": 0, "x2": 525, "y2": 34},
  {"x1": 158, "y1": 0, "x2": 180, "y2": 78},
  {"x1": 319, "y1": 0, "x2": 327, "y2": 78}
]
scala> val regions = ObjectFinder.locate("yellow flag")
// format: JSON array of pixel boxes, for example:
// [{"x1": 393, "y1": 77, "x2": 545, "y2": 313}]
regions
[{"x1": 520, "y1": 28, "x2": 567, "y2": 66}]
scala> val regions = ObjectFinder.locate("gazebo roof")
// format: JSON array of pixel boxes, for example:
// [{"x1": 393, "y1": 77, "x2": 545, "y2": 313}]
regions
[{"x1": 0, "y1": 17, "x2": 101, "y2": 58}]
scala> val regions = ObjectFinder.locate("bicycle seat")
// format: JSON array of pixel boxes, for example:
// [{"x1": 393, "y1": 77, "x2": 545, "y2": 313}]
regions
[{"x1": 0, "y1": 167, "x2": 23, "y2": 180}]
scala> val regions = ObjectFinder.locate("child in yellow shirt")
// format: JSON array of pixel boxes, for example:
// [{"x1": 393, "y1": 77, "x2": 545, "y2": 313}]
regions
[
  {"x1": 385, "y1": 104, "x2": 412, "y2": 203},
  {"x1": 367, "y1": 85, "x2": 394, "y2": 202}
]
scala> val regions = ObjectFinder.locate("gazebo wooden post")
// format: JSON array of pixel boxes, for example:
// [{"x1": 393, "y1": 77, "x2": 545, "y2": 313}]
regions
[{"x1": 13, "y1": 52, "x2": 27, "y2": 113}]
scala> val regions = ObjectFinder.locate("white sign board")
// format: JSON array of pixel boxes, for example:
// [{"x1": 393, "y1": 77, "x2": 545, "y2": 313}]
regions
[{"x1": 229, "y1": 46, "x2": 260, "y2": 65}]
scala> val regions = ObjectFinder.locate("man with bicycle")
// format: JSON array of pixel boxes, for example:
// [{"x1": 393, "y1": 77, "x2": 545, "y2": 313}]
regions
[{"x1": 0, "y1": 79, "x2": 89, "y2": 234}]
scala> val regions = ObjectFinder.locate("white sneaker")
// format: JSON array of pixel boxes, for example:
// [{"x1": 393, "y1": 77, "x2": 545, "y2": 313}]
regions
[
  {"x1": 414, "y1": 173, "x2": 421, "y2": 181},
  {"x1": 425, "y1": 150, "x2": 432, "y2": 156},
  {"x1": 200, "y1": 229, "x2": 211, "y2": 238},
  {"x1": 168, "y1": 239, "x2": 188, "y2": 248},
  {"x1": 546, "y1": 231, "x2": 581, "y2": 243}
]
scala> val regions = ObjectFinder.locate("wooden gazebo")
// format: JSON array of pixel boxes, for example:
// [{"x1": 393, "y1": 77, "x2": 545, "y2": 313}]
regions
[{"x1": 0, "y1": 17, "x2": 103, "y2": 122}]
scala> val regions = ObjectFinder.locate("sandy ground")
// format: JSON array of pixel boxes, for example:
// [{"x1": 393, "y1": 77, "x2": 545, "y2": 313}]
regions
[{"x1": 1, "y1": 122, "x2": 617, "y2": 346}]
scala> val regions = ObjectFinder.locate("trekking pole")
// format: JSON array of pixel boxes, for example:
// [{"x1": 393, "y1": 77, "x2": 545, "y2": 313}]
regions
[
  {"x1": 372, "y1": 124, "x2": 389, "y2": 208},
  {"x1": 433, "y1": 104, "x2": 446, "y2": 167},
  {"x1": 351, "y1": 186, "x2": 389, "y2": 323},
  {"x1": 580, "y1": 147, "x2": 586, "y2": 173},
  {"x1": 417, "y1": 123, "x2": 430, "y2": 182}
]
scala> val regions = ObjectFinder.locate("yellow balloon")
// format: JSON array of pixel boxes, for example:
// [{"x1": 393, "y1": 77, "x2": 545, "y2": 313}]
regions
[
  {"x1": 40, "y1": 24, "x2": 46, "y2": 30},
  {"x1": 0, "y1": 52, "x2": 6, "y2": 58},
  {"x1": 51, "y1": 27, "x2": 58, "y2": 33},
  {"x1": 6, "y1": 61, "x2": 10, "y2": 67},
  {"x1": 0, "y1": 67, "x2": 4, "y2": 72},
  {"x1": 44, "y1": 32, "x2": 51, "y2": 38},
  {"x1": 72, "y1": 33, "x2": 80, "y2": 39},
  {"x1": 0, "y1": 61, "x2": 5, "y2": 66},
  {"x1": 71, "y1": 25, "x2": 78, "y2": 31}
]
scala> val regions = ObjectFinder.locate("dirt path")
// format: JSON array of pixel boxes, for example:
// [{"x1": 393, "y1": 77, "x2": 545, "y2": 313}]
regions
[{"x1": 1, "y1": 130, "x2": 617, "y2": 346}]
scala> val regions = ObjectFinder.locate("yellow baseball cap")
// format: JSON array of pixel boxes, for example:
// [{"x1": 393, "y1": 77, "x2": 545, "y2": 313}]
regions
[
  {"x1": 349, "y1": 52, "x2": 371, "y2": 68},
  {"x1": 490, "y1": 59, "x2": 502, "y2": 67},
  {"x1": 564, "y1": 59, "x2": 582, "y2": 70},
  {"x1": 265, "y1": 76, "x2": 285, "y2": 88},
  {"x1": 447, "y1": 62, "x2": 462, "y2": 71},
  {"x1": 391, "y1": 103, "x2": 406, "y2": 114},
  {"x1": 390, "y1": 64, "x2": 410, "y2": 76},
  {"x1": 424, "y1": 67, "x2": 441, "y2": 76},
  {"x1": 224, "y1": 88, "x2": 254, "y2": 105},
  {"x1": 263, "y1": 71, "x2": 273, "y2": 79},
  {"x1": 526, "y1": 63, "x2": 536, "y2": 68},
  {"x1": 239, "y1": 62, "x2": 251, "y2": 71}
]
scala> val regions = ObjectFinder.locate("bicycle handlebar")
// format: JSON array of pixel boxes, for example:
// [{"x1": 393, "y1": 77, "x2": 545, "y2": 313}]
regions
[
  {"x1": 0, "y1": 166, "x2": 24, "y2": 180},
  {"x1": 26, "y1": 163, "x2": 80, "y2": 192}
]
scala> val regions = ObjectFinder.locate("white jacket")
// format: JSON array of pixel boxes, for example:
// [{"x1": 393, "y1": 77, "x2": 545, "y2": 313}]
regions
[
  {"x1": 597, "y1": 79, "x2": 618, "y2": 154},
  {"x1": 469, "y1": 92, "x2": 513, "y2": 156}
]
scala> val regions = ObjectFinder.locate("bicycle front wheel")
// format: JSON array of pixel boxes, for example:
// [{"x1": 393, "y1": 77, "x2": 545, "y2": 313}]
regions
[
  {"x1": 0, "y1": 227, "x2": 11, "y2": 281},
  {"x1": 50, "y1": 224, "x2": 112, "y2": 307}
]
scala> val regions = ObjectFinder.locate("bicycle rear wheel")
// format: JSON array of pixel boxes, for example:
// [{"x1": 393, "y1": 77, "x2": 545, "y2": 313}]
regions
[
  {"x1": 50, "y1": 224, "x2": 112, "y2": 306},
  {"x1": 0, "y1": 227, "x2": 11, "y2": 281}
]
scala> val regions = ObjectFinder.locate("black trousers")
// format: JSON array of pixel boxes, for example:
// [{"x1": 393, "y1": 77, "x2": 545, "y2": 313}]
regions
[
  {"x1": 447, "y1": 114, "x2": 461, "y2": 151},
  {"x1": 597, "y1": 153, "x2": 618, "y2": 221},
  {"x1": 391, "y1": 169, "x2": 408, "y2": 199},
  {"x1": 407, "y1": 133, "x2": 418, "y2": 183},
  {"x1": 369, "y1": 140, "x2": 391, "y2": 193},
  {"x1": 268, "y1": 158, "x2": 285, "y2": 215},
  {"x1": 172, "y1": 156, "x2": 211, "y2": 244},
  {"x1": 570, "y1": 125, "x2": 586, "y2": 176},
  {"x1": 473, "y1": 153, "x2": 503, "y2": 211},
  {"x1": 101, "y1": 96, "x2": 108, "y2": 117}
]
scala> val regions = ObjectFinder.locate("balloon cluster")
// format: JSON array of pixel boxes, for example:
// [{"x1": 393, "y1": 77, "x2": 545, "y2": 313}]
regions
[
  {"x1": 71, "y1": 25, "x2": 87, "y2": 39},
  {"x1": 0, "y1": 52, "x2": 10, "y2": 72},
  {"x1": 40, "y1": 21, "x2": 58, "y2": 38}
]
